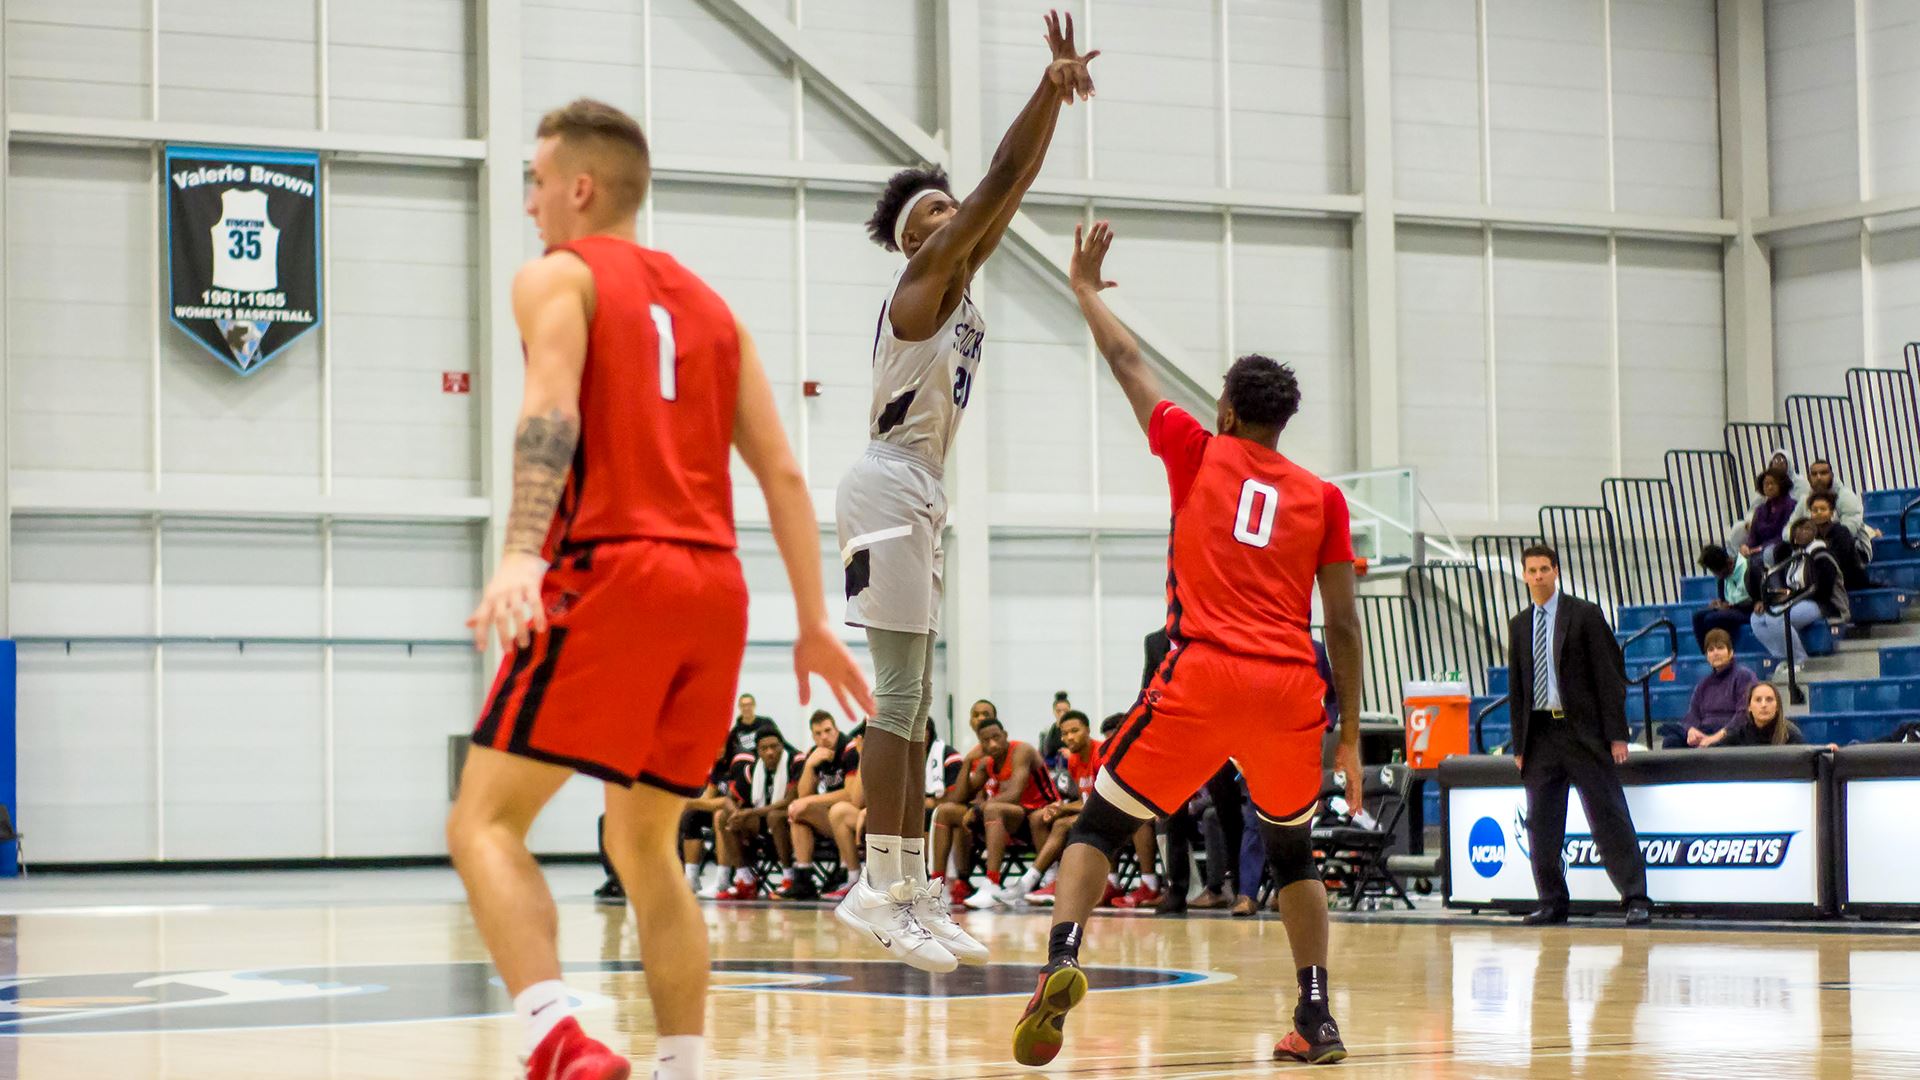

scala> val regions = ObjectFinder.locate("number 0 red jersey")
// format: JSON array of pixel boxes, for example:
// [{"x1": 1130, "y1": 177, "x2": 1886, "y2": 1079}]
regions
[
  {"x1": 540, "y1": 236, "x2": 740, "y2": 559},
  {"x1": 1149, "y1": 401, "x2": 1353, "y2": 665}
]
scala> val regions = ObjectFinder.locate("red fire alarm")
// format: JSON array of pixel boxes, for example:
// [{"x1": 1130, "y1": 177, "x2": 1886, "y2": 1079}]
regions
[
  {"x1": 804, "y1": 380, "x2": 822, "y2": 398},
  {"x1": 443, "y1": 372, "x2": 471, "y2": 394}
]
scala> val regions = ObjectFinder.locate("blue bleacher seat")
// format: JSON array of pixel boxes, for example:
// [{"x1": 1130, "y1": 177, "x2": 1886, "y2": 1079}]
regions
[
  {"x1": 1851, "y1": 587, "x2": 1914, "y2": 624},
  {"x1": 1680, "y1": 575, "x2": 1719, "y2": 603},
  {"x1": 1799, "y1": 712, "x2": 1918, "y2": 746},
  {"x1": 1618, "y1": 602, "x2": 1699, "y2": 634},
  {"x1": 1875, "y1": 559, "x2": 1920, "y2": 595},
  {"x1": 1487, "y1": 667, "x2": 1508, "y2": 695},
  {"x1": 1807, "y1": 678, "x2": 1920, "y2": 714},
  {"x1": 1883, "y1": 646, "x2": 1920, "y2": 678},
  {"x1": 1867, "y1": 511, "x2": 1903, "y2": 536},
  {"x1": 1873, "y1": 535, "x2": 1915, "y2": 564},
  {"x1": 1863, "y1": 487, "x2": 1920, "y2": 516}
]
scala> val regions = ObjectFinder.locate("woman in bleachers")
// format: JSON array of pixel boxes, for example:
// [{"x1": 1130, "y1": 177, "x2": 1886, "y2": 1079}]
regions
[
  {"x1": 1716, "y1": 684, "x2": 1805, "y2": 746},
  {"x1": 1734, "y1": 467, "x2": 1799, "y2": 558},
  {"x1": 1666, "y1": 629, "x2": 1760, "y2": 748},
  {"x1": 1751, "y1": 520, "x2": 1849, "y2": 679}
]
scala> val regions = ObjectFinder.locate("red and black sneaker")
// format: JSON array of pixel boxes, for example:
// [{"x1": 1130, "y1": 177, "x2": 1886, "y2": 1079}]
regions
[
  {"x1": 1111, "y1": 884, "x2": 1163, "y2": 909},
  {"x1": 1272, "y1": 1009, "x2": 1347, "y2": 1066},
  {"x1": 525, "y1": 1016, "x2": 631, "y2": 1080},
  {"x1": 1011, "y1": 959, "x2": 1088, "y2": 1067}
]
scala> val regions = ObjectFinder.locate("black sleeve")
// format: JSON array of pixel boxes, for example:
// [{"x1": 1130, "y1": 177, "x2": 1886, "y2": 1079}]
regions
[
  {"x1": 1811, "y1": 554, "x2": 1840, "y2": 612},
  {"x1": 1143, "y1": 629, "x2": 1169, "y2": 689},
  {"x1": 942, "y1": 749, "x2": 963, "y2": 788},
  {"x1": 725, "y1": 761, "x2": 751, "y2": 803},
  {"x1": 1587, "y1": 603, "x2": 1630, "y2": 744},
  {"x1": 842, "y1": 746, "x2": 861, "y2": 774}
]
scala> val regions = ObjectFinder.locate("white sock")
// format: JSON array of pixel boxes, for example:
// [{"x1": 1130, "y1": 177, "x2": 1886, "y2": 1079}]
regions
[
  {"x1": 734, "y1": 867, "x2": 755, "y2": 884},
  {"x1": 901, "y1": 837, "x2": 928, "y2": 887},
  {"x1": 1043, "y1": 866, "x2": 1059, "y2": 885},
  {"x1": 1144, "y1": 873, "x2": 1161, "y2": 891},
  {"x1": 866, "y1": 833, "x2": 904, "y2": 889},
  {"x1": 653, "y1": 1034, "x2": 703, "y2": 1080},
  {"x1": 1019, "y1": 868, "x2": 1042, "y2": 891},
  {"x1": 1108, "y1": 872, "x2": 1121, "y2": 887},
  {"x1": 514, "y1": 979, "x2": 572, "y2": 1058},
  {"x1": 684, "y1": 864, "x2": 699, "y2": 887}
]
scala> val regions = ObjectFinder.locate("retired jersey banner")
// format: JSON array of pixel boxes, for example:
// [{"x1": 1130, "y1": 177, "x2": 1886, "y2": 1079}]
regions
[{"x1": 164, "y1": 145, "x2": 321, "y2": 375}]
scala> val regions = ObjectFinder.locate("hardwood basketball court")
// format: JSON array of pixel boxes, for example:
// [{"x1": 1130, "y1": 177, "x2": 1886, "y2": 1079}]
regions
[{"x1": 2, "y1": 867, "x2": 1914, "y2": 1078}]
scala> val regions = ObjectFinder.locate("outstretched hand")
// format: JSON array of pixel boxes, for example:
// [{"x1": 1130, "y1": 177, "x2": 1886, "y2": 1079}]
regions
[
  {"x1": 1070, "y1": 221, "x2": 1118, "y2": 293},
  {"x1": 1043, "y1": 10, "x2": 1099, "y2": 102}
]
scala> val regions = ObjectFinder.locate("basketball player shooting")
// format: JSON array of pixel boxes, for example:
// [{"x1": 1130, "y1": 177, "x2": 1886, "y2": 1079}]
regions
[
  {"x1": 447, "y1": 99, "x2": 873, "y2": 1080},
  {"x1": 1010, "y1": 221, "x2": 1366, "y2": 1068},
  {"x1": 832, "y1": 9, "x2": 1098, "y2": 973}
]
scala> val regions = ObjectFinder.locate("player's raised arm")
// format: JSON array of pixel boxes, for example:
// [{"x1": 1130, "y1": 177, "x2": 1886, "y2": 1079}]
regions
[
  {"x1": 731, "y1": 322, "x2": 877, "y2": 722},
  {"x1": 466, "y1": 252, "x2": 592, "y2": 654},
  {"x1": 890, "y1": 10, "x2": 1096, "y2": 334},
  {"x1": 1316, "y1": 558, "x2": 1365, "y2": 817},
  {"x1": 1070, "y1": 221, "x2": 1161, "y2": 435}
]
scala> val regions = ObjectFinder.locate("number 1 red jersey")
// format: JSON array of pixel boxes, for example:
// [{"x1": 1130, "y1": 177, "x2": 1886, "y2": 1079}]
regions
[
  {"x1": 540, "y1": 235, "x2": 740, "y2": 560},
  {"x1": 1148, "y1": 401, "x2": 1353, "y2": 665}
]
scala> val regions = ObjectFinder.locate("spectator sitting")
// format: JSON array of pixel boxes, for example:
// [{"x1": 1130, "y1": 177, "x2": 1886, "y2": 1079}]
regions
[
  {"x1": 1715, "y1": 682, "x2": 1834, "y2": 749},
  {"x1": 1788, "y1": 459, "x2": 1866, "y2": 533},
  {"x1": 1735, "y1": 467, "x2": 1798, "y2": 558},
  {"x1": 710, "y1": 728, "x2": 802, "y2": 900},
  {"x1": 1693, "y1": 544, "x2": 1762, "y2": 651},
  {"x1": 1662, "y1": 629, "x2": 1759, "y2": 748},
  {"x1": 1802, "y1": 490, "x2": 1879, "y2": 592},
  {"x1": 775, "y1": 710, "x2": 863, "y2": 901},
  {"x1": 1751, "y1": 521, "x2": 1849, "y2": 680}
]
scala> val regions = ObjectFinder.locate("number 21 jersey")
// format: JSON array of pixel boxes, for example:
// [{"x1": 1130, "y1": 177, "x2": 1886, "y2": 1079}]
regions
[
  {"x1": 866, "y1": 267, "x2": 984, "y2": 472},
  {"x1": 1150, "y1": 401, "x2": 1353, "y2": 665}
]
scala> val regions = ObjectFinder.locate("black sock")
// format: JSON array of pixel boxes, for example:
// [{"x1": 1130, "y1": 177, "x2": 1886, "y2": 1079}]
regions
[
  {"x1": 1048, "y1": 922, "x2": 1083, "y2": 967},
  {"x1": 1297, "y1": 965, "x2": 1330, "y2": 1011}
]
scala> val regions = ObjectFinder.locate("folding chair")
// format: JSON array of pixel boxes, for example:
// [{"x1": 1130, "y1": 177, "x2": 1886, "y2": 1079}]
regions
[{"x1": 1310, "y1": 764, "x2": 1415, "y2": 911}]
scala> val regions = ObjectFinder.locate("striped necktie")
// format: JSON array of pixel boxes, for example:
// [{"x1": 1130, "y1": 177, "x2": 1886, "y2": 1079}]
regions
[{"x1": 1533, "y1": 606, "x2": 1551, "y2": 710}]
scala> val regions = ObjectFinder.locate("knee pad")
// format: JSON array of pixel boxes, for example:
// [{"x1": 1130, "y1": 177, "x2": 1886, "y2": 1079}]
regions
[
  {"x1": 1261, "y1": 819, "x2": 1317, "y2": 888},
  {"x1": 1068, "y1": 793, "x2": 1147, "y2": 864}
]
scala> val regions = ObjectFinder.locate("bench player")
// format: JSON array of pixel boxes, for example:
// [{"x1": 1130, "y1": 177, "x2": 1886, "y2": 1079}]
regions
[
  {"x1": 1010, "y1": 221, "x2": 1364, "y2": 1068},
  {"x1": 448, "y1": 99, "x2": 872, "y2": 1080}
]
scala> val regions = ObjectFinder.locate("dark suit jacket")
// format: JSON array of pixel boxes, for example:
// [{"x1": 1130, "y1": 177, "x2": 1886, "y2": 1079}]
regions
[{"x1": 1507, "y1": 593, "x2": 1629, "y2": 757}]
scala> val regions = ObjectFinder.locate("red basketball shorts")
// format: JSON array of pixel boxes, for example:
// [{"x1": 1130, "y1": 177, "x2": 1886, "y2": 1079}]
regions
[
  {"x1": 472, "y1": 538, "x2": 748, "y2": 795},
  {"x1": 1102, "y1": 640, "x2": 1328, "y2": 823}
]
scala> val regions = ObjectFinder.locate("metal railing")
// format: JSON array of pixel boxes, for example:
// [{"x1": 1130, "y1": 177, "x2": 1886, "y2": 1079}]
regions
[
  {"x1": 1845, "y1": 367, "x2": 1920, "y2": 491},
  {"x1": 1539, "y1": 506, "x2": 1626, "y2": 618},
  {"x1": 1474, "y1": 694, "x2": 1509, "y2": 754},
  {"x1": 1665, "y1": 449, "x2": 1737, "y2": 572},
  {"x1": 1406, "y1": 563, "x2": 1499, "y2": 694},
  {"x1": 1903, "y1": 496, "x2": 1920, "y2": 552},
  {"x1": 11, "y1": 635, "x2": 473, "y2": 656},
  {"x1": 1471, "y1": 534, "x2": 1540, "y2": 646},
  {"x1": 1786, "y1": 393, "x2": 1866, "y2": 495},
  {"x1": 1621, "y1": 618, "x2": 1679, "y2": 749},
  {"x1": 1354, "y1": 594, "x2": 1418, "y2": 717},
  {"x1": 1724, "y1": 421, "x2": 1793, "y2": 506},
  {"x1": 1602, "y1": 477, "x2": 1683, "y2": 606}
]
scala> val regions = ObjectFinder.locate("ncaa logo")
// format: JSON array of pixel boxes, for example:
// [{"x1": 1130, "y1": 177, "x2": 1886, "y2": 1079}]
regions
[{"x1": 1468, "y1": 816, "x2": 1506, "y2": 878}]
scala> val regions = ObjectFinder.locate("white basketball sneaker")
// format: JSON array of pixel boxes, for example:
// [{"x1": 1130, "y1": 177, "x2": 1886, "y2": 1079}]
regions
[
  {"x1": 834, "y1": 876, "x2": 957, "y2": 973},
  {"x1": 915, "y1": 879, "x2": 990, "y2": 965},
  {"x1": 964, "y1": 880, "x2": 1004, "y2": 910}
]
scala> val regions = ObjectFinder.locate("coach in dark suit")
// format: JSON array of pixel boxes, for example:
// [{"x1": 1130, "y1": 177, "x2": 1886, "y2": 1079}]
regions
[{"x1": 1508, "y1": 544, "x2": 1651, "y2": 926}]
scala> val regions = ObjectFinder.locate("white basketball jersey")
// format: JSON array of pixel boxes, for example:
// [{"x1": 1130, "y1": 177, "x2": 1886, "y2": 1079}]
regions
[
  {"x1": 867, "y1": 268, "x2": 985, "y2": 470},
  {"x1": 211, "y1": 189, "x2": 281, "y2": 293}
]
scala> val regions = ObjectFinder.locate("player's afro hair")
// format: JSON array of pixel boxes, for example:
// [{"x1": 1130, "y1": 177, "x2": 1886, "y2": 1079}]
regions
[
  {"x1": 1223, "y1": 353, "x2": 1302, "y2": 432},
  {"x1": 867, "y1": 165, "x2": 953, "y2": 252}
]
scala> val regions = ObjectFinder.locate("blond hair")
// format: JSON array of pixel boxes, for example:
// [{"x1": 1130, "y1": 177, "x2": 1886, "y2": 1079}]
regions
[{"x1": 535, "y1": 98, "x2": 651, "y2": 217}]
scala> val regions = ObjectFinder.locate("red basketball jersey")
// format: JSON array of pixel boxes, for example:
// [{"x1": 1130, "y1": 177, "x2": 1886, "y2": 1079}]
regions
[
  {"x1": 540, "y1": 236, "x2": 740, "y2": 559},
  {"x1": 1149, "y1": 401, "x2": 1353, "y2": 664}
]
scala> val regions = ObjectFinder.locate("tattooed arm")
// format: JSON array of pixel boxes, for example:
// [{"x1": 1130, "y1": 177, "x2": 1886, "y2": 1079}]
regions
[{"x1": 466, "y1": 252, "x2": 593, "y2": 653}]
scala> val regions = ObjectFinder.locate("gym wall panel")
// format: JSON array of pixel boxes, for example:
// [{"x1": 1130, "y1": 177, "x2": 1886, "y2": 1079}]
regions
[
  {"x1": 1765, "y1": 0, "x2": 1861, "y2": 214},
  {"x1": 1869, "y1": 226, "x2": 1920, "y2": 370},
  {"x1": 5, "y1": 144, "x2": 154, "y2": 495},
  {"x1": 1772, "y1": 233, "x2": 1864, "y2": 402},
  {"x1": 1490, "y1": 231, "x2": 1613, "y2": 519},
  {"x1": 1396, "y1": 226, "x2": 1491, "y2": 525},
  {"x1": 1094, "y1": 207, "x2": 1224, "y2": 376},
  {"x1": 985, "y1": 238, "x2": 1095, "y2": 518},
  {"x1": 328, "y1": 165, "x2": 480, "y2": 499},
  {"x1": 980, "y1": 0, "x2": 1087, "y2": 183},
  {"x1": 1390, "y1": 0, "x2": 1482, "y2": 204},
  {"x1": 327, "y1": 0, "x2": 474, "y2": 139},
  {"x1": 13, "y1": 648, "x2": 158, "y2": 862},
  {"x1": 520, "y1": 0, "x2": 648, "y2": 137},
  {"x1": 161, "y1": 521, "x2": 323, "y2": 636},
  {"x1": 157, "y1": 0, "x2": 319, "y2": 129},
  {"x1": 1228, "y1": 0, "x2": 1348, "y2": 196},
  {"x1": 8, "y1": 518, "x2": 156, "y2": 635},
  {"x1": 3, "y1": 0, "x2": 151, "y2": 120},
  {"x1": 1616, "y1": 241, "x2": 1726, "y2": 474},
  {"x1": 332, "y1": 649, "x2": 480, "y2": 856},
  {"x1": 1863, "y1": 0, "x2": 1920, "y2": 199},
  {"x1": 331, "y1": 523, "x2": 480, "y2": 638},
  {"x1": 1230, "y1": 215, "x2": 1352, "y2": 476},
  {"x1": 796, "y1": 0, "x2": 937, "y2": 139},
  {"x1": 1086, "y1": 0, "x2": 1221, "y2": 187},
  {"x1": 803, "y1": 190, "x2": 900, "y2": 494},
  {"x1": 649, "y1": 0, "x2": 794, "y2": 162},
  {"x1": 1609, "y1": 0, "x2": 1721, "y2": 218},
  {"x1": 159, "y1": 312, "x2": 324, "y2": 498},
  {"x1": 1484, "y1": 0, "x2": 1609, "y2": 212},
  {"x1": 1096, "y1": 533, "x2": 1164, "y2": 724},
  {"x1": 989, "y1": 535, "x2": 1094, "y2": 745},
  {"x1": 161, "y1": 646, "x2": 325, "y2": 859}
]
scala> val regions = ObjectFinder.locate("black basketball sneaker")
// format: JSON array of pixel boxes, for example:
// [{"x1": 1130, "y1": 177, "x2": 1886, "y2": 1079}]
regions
[
  {"x1": 1272, "y1": 1005, "x2": 1347, "y2": 1065},
  {"x1": 1011, "y1": 958, "x2": 1088, "y2": 1067}
]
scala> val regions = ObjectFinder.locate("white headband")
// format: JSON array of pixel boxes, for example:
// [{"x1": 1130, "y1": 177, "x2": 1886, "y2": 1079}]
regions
[{"x1": 893, "y1": 187, "x2": 945, "y2": 252}]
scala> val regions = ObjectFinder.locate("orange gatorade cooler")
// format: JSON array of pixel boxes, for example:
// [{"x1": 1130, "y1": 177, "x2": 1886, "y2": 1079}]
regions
[{"x1": 1402, "y1": 680, "x2": 1470, "y2": 769}]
